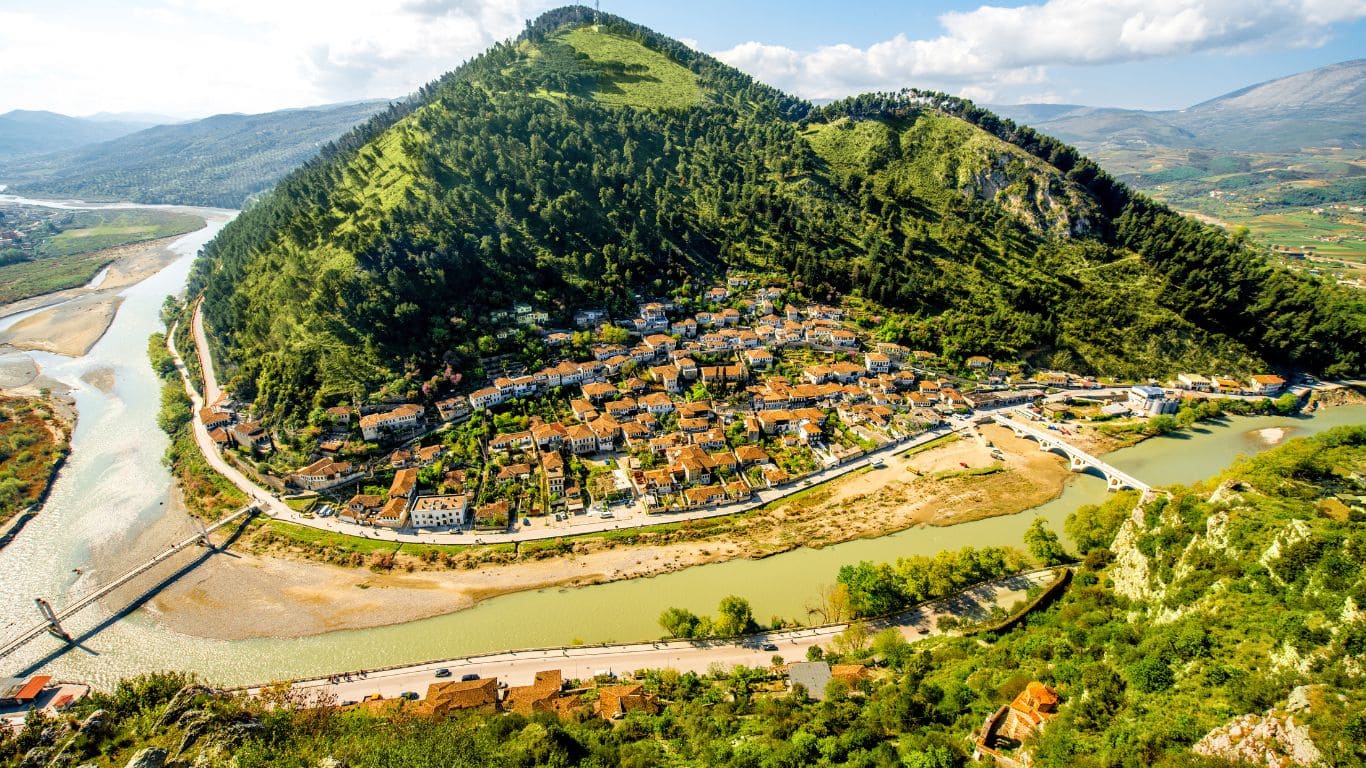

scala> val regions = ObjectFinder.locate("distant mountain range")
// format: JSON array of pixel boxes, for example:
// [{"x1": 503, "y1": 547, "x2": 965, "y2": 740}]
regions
[
  {"x1": 992, "y1": 59, "x2": 1365, "y2": 152},
  {"x1": 0, "y1": 110, "x2": 160, "y2": 159},
  {"x1": 0, "y1": 101, "x2": 390, "y2": 208}
]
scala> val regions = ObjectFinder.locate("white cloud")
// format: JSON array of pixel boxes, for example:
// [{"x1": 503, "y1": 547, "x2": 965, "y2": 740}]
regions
[
  {"x1": 2, "y1": 0, "x2": 1362, "y2": 116},
  {"x1": 715, "y1": 0, "x2": 1366, "y2": 101},
  {"x1": 0, "y1": 0, "x2": 555, "y2": 116}
]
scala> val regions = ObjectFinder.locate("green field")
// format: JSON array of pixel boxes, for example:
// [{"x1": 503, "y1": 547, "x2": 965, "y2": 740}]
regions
[
  {"x1": 1238, "y1": 208, "x2": 1366, "y2": 260},
  {"x1": 37, "y1": 209, "x2": 203, "y2": 257},
  {"x1": 0, "y1": 208, "x2": 202, "y2": 304},
  {"x1": 801, "y1": 118, "x2": 900, "y2": 177},
  {"x1": 0, "y1": 253, "x2": 114, "y2": 305},
  {"x1": 557, "y1": 26, "x2": 702, "y2": 109},
  {"x1": 1094, "y1": 145, "x2": 1366, "y2": 284}
]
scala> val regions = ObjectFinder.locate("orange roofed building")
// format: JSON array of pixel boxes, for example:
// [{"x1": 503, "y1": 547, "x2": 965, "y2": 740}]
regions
[
  {"x1": 504, "y1": 669, "x2": 564, "y2": 715},
  {"x1": 595, "y1": 684, "x2": 658, "y2": 720},
  {"x1": 973, "y1": 682, "x2": 1061, "y2": 767},
  {"x1": 419, "y1": 678, "x2": 499, "y2": 717}
]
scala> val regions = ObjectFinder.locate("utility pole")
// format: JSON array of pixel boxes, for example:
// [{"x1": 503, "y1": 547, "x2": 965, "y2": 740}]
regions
[
  {"x1": 35, "y1": 598, "x2": 71, "y2": 642},
  {"x1": 193, "y1": 515, "x2": 213, "y2": 549}
]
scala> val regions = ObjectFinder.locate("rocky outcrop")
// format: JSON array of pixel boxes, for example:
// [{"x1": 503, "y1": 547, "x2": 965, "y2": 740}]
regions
[
  {"x1": 1108, "y1": 507, "x2": 1156, "y2": 601},
  {"x1": 966, "y1": 155, "x2": 1094, "y2": 238},
  {"x1": 125, "y1": 748, "x2": 168, "y2": 768},
  {"x1": 1193, "y1": 686, "x2": 1323, "y2": 767},
  {"x1": 1259, "y1": 519, "x2": 1312, "y2": 584},
  {"x1": 175, "y1": 709, "x2": 214, "y2": 755},
  {"x1": 157, "y1": 684, "x2": 213, "y2": 728}
]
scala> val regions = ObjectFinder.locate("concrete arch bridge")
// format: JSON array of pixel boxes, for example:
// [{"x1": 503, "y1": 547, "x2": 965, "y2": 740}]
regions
[{"x1": 990, "y1": 413, "x2": 1150, "y2": 493}]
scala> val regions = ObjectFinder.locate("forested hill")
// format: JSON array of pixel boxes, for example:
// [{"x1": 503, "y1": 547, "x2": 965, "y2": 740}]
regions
[
  {"x1": 1, "y1": 101, "x2": 388, "y2": 208},
  {"x1": 189, "y1": 5, "x2": 1364, "y2": 423}
]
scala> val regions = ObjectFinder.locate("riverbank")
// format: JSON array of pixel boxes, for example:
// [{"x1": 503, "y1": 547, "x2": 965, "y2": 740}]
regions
[
  {"x1": 257, "y1": 568, "x2": 1062, "y2": 698},
  {"x1": 144, "y1": 389, "x2": 1364, "y2": 643},
  {"x1": 0, "y1": 393, "x2": 71, "y2": 534},
  {"x1": 0, "y1": 232, "x2": 196, "y2": 356},
  {"x1": 140, "y1": 420, "x2": 1081, "y2": 640}
]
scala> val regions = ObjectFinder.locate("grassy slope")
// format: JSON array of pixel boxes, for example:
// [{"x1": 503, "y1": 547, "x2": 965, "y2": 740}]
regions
[
  {"x1": 198, "y1": 11, "x2": 1350, "y2": 424},
  {"x1": 557, "y1": 26, "x2": 703, "y2": 109},
  {"x1": 802, "y1": 113, "x2": 1259, "y2": 377}
]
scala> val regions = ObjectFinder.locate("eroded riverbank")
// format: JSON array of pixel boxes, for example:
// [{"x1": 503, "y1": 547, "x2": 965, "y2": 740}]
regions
[{"x1": 128, "y1": 421, "x2": 1077, "y2": 640}]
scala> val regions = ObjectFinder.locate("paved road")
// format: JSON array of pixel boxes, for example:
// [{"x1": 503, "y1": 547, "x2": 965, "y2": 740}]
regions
[
  {"x1": 168, "y1": 319, "x2": 289, "y2": 519},
  {"x1": 246, "y1": 568, "x2": 1061, "y2": 701},
  {"x1": 190, "y1": 298, "x2": 222, "y2": 406},
  {"x1": 181, "y1": 302, "x2": 1337, "y2": 547},
  {"x1": 262, "y1": 421, "x2": 970, "y2": 546}
]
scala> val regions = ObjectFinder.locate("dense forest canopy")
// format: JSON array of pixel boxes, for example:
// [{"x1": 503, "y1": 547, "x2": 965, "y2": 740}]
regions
[{"x1": 188, "y1": 5, "x2": 1364, "y2": 424}]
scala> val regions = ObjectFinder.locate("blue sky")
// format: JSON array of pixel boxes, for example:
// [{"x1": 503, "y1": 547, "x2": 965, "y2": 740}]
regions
[{"x1": 0, "y1": 0, "x2": 1362, "y2": 117}]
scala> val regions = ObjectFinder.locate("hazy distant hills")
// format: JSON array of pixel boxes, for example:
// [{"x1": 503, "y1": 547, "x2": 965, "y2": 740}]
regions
[
  {"x1": 1, "y1": 101, "x2": 390, "y2": 208},
  {"x1": 0, "y1": 110, "x2": 159, "y2": 159},
  {"x1": 994, "y1": 59, "x2": 1365, "y2": 152}
]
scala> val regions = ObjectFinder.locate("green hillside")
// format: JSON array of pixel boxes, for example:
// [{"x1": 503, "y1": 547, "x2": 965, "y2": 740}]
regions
[
  {"x1": 1, "y1": 101, "x2": 388, "y2": 208},
  {"x1": 556, "y1": 26, "x2": 703, "y2": 108},
  {"x1": 188, "y1": 6, "x2": 1364, "y2": 424},
  {"x1": 7, "y1": 426, "x2": 1363, "y2": 767}
]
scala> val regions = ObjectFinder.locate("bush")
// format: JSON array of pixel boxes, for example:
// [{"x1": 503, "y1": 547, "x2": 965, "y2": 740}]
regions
[{"x1": 1128, "y1": 656, "x2": 1174, "y2": 693}]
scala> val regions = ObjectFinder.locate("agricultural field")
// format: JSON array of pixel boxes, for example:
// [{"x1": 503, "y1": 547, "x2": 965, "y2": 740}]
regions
[
  {"x1": 1094, "y1": 146, "x2": 1366, "y2": 285},
  {"x1": 37, "y1": 209, "x2": 203, "y2": 257},
  {"x1": 0, "y1": 204, "x2": 202, "y2": 304}
]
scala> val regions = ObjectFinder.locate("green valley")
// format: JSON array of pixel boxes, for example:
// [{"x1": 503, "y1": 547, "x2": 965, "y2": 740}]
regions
[{"x1": 0, "y1": 205, "x2": 203, "y2": 304}]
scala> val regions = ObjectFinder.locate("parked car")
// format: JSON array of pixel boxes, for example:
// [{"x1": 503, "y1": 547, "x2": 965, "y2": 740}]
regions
[
  {"x1": 400, "y1": 691, "x2": 419, "y2": 701},
  {"x1": 761, "y1": 643, "x2": 779, "y2": 652},
  {"x1": 460, "y1": 673, "x2": 481, "y2": 682},
  {"x1": 434, "y1": 668, "x2": 452, "y2": 678},
  {"x1": 599, "y1": 510, "x2": 614, "y2": 519}
]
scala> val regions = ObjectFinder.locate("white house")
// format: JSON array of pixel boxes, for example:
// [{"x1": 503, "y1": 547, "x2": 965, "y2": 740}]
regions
[
  {"x1": 1128, "y1": 385, "x2": 1179, "y2": 415},
  {"x1": 409, "y1": 494, "x2": 469, "y2": 528},
  {"x1": 290, "y1": 458, "x2": 364, "y2": 491},
  {"x1": 359, "y1": 404, "x2": 425, "y2": 440}
]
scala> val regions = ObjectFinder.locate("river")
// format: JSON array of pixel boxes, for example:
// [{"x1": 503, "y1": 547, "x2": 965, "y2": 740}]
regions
[{"x1": 0, "y1": 195, "x2": 1361, "y2": 687}]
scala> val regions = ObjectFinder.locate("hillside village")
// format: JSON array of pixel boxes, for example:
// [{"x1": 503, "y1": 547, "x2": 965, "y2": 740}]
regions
[{"x1": 194, "y1": 275, "x2": 1293, "y2": 536}]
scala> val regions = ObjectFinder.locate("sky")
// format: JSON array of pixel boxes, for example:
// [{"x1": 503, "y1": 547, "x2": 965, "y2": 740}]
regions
[{"x1": 1, "y1": 0, "x2": 1363, "y2": 119}]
